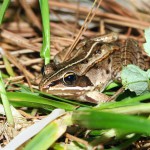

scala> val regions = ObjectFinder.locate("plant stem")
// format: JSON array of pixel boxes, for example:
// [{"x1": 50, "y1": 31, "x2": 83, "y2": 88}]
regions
[{"x1": 39, "y1": 0, "x2": 50, "y2": 65}]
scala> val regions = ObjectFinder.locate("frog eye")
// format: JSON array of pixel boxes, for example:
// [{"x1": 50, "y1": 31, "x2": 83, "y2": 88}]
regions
[{"x1": 63, "y1": 72, "x2": 77, "y2": 85}]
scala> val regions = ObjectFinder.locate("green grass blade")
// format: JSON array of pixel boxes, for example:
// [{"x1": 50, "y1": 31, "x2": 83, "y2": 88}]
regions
[
  {"x1": 96, "y1": 92, "x2": 150, "y2": 110},
  {"x1": 2, "y1": 55, "x2": 15, "y2": 76},
  {"x1": 0, "y1": 0, "x2": 10, "y2": 25},
  {"x1": 100, "y1": 103, "x2": 150, "y2": 115},
  {"x1": 6, "y1": 92, "x2": 76, "y2": 111},
  {"x1": 24, "y1": 122, "x2": 60, "y2": 150},
  {"x1": 108, "y1": 135, "x2": 140, "y2": 150},
  {"x1": 24, "y1": 114, "x2": 71, "y2": 150},
  {"x1": 105, "y1": 82, "x2": 120, "y2": 90},
  {"x1": 39, "y1": 0, "x2": 50, "y2": 64},
  {"x1": 0, "y1": 72, "x2": 14, "y2": 126},
  {"x1": 72, "y1": 109, "x2": 150, "y2": 135}
]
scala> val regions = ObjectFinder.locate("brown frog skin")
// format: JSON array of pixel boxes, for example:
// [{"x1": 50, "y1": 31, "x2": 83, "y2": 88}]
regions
[{"x1": 39, "y1": 33, "x2": 150, "y2": 104}]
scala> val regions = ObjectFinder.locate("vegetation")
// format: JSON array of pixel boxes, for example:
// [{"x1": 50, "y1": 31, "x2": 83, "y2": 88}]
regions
[{"x1": 0, "y1": 0, "x2": 150, "y2": 149}]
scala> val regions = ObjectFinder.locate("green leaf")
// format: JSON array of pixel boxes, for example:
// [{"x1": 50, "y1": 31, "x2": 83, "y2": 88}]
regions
[
  {"x1": 121, "y1": 64, "x2": 150, "y2": 95},
  {"x1": 143, "y1": 28, "x2": 150, "y2": 56}
]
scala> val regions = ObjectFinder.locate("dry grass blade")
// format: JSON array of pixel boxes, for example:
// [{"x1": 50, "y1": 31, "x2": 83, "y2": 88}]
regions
[
  {"x1": 65, "y1": 133, "x2": 89, "y2": 147},
  {"x1": 18, "y1": 0, "x2": 42, "y2": 31},
  {"x1": 49, "y1": 1, "x2": 150, "y2": 27},
  {"x1": 0, "y1": 29, "x2": 40, "y2": 52},
  {"x1": 3, "y1": 49, "x2": 34, "y2": 91},
  {"x1": 62, "y1": 0, "x2": 103, "y2": 61}
]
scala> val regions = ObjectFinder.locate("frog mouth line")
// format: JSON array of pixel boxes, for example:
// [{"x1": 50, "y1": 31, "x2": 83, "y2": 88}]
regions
[{"x1": 41, "y1": 86, "x2": 95, "y2": 96}]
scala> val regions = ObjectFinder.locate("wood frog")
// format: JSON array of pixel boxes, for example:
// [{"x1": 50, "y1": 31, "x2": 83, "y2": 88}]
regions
[{"x1": 39, "y1": 33, "x2": 149, "y2": 103}]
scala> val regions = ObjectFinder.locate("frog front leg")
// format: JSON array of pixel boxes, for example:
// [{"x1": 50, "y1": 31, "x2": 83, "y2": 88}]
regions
[
  {"x1": 77, "y1": 87, "x2": 124, "y2": 104},
  {"x1": 80, "y1": 91, "x2": 110, "y2": 104}
]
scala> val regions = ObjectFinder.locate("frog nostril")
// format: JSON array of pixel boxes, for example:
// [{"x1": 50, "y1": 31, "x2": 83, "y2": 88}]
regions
[
  {"x1": 49, "y1": 81, "x2": 56, "y2": 87},
  {"x1": 41, "y1": 66, "x2": 45, "y2": 75}
]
